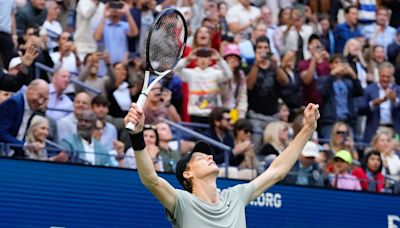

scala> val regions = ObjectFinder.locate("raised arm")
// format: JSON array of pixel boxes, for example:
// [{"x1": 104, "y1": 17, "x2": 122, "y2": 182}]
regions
[
  {"x1": 250, "y1": 103, "x2": 320, "y2": 199},
  {"x1": 124, "y1": 104, "x2": 177, "y2": 214}
]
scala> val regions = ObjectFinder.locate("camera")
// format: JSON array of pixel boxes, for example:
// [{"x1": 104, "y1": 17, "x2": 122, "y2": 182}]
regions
[
  {"x1": 109, "y1": 0, "x2": 123, "y2": 9},
  {"x1": 262, "y1": 52, "x2": 273, "y2": 60}
]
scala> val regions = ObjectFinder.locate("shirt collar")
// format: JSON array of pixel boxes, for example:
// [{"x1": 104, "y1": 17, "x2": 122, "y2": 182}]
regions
[{"x1": 23, "y1": 92, "x2": 32, "y2": 112}]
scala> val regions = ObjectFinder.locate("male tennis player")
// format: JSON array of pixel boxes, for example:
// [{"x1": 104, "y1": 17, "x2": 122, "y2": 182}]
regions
[{"x1": 125, "y1": 103, "x2": 320, "y2": 227}]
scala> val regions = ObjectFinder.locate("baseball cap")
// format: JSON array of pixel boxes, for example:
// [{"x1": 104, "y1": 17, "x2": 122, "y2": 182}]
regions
[
  {"x1": 8, "y1": 57, "x2": 22, "y2": 70},
  {"x1": 301, "y1": 141, "x2": 319, "y2": 158},
  {"x1": 333, "y1": 150, "x2": 352, "y2": 165},
  {"x1": 223, "y1": 43, "x2": 241, "y2": 59},
  {"x1": 175, "y1": 141, "x2": 214, "y2": 191}
]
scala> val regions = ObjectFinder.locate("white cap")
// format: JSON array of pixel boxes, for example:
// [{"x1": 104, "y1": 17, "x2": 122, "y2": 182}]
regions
[
  {"x1": 8, "y1": 57, "x2": 22, "y2": 70},
  {"x1": 301, "y1": 141, "x2": 319, "y2": 158}
]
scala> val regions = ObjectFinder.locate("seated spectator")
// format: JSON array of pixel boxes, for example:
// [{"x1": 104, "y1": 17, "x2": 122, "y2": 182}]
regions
[
  {"x1": 327, "y1": 150, "x2": 361, "y2": 191},
  {"x1": 46, "y1": 68, "x2": 73, "y2": 120},
  {"x1": 75, "y1": 52, "x2": 115, "y2": 97},
  {"x1": 93, "y1": 2, "x2": 139, "y2": 64},
  {"x1": 205, "y1": 107, "x2": 249, "y2": 166},
  {"x1": 324, "y1": 121, "x2": 358, "y2": 160},
  {"x1": 50, "y1": 31, "x2": 81, "y2": 74},
  {"x1": 143, "y1": 77, "x2": 181, "y2": 125},
  {"x1": 156, "y1": 121, "x2": 182, "y2": 173},
  {"x1": 57, "y1": 92, "x2": 92, "y2": 142},
  {"x1": 352, "y1": 150, "x2": 385, "y2": 192},
  {"x1": 258, "y1": 121, "x2": 290, "y2": 166},
  {"x1": 283, "y1": 141, "x2": 324, "y2": 187},
  {"x1": 0, "y1": 79, "x2": 49, "y2": 157},
  {"x1": 24, "y1": 115, "x2": 68, "y2": 162},
  {"x1": 60, "y1": 110, "x2": 113, "y2": 166},
  {"x1": 91, "y1": 95, "x2": 117, "y2": 152},
  {"x1": 370, "y1": 132, "x2": 400, "y2": 177}
]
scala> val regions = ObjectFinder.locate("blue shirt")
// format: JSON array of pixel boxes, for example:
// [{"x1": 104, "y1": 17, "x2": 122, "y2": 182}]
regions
[
  {"x1": 0, "y1": 1, "x2": 15, "y2": 34},
  {"x1": 46, "y1": 84, "x2": 73, "y2": 121},
  {"x1": 101, "y1": 19, "x2": 130, "y2": 64},
  {"x1": 100, "y1": 122, "x2": 117, "y2": 152},
  {"x1": 361, "y1": 24, "x2": 397, "y2": 52},
  {"x1": 335, "y1": 23, "x2": 362, "y2": 53},
  {"x1": 333, "y1": 79, "x2": 349, "y2": 120}
]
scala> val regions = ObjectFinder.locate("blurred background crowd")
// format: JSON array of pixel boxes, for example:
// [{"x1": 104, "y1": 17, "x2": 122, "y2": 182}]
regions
[{"x1": 0, "y1": 0, "x2": 400, "y2": 194}]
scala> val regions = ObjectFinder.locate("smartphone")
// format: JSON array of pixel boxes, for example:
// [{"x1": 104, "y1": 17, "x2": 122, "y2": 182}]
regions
[{"x1": 109, "y1": 1, "x2": 123, "y2": 9}]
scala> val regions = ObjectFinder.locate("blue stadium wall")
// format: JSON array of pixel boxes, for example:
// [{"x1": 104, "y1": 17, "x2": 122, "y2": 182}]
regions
[{"x1": 0, "y1": 158, "x2": 399, "y2": 228}]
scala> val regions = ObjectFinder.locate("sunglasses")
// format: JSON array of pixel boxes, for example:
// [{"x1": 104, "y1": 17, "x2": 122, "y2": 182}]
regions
[{"x1": 336, "y1": 131, "x2": 348, "y2": 135}]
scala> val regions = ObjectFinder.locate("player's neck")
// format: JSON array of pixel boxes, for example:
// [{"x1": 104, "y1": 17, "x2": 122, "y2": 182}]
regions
[{"x1": 192, "y1": 179, "x2": 219, "y2": 204}]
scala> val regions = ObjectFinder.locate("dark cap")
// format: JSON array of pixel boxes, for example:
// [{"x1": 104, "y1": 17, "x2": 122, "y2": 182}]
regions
[{"x1": 175, "y1": 141, "x2": 214, "y2": 191}]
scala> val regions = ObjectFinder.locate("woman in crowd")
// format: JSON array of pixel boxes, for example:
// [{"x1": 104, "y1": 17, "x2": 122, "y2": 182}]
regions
[
  {"x1": 258, "y1": 121, "x2": 290, "y2": 167},
  {"x1": 325, "y1": 121, "x2": 358, "y2": 160},
  {"x1": 370, "y1": 132, "x2": 400, "y2": 177},
  {"x1": 352, "y1": 150, "x2": 385, "y2": 192}
]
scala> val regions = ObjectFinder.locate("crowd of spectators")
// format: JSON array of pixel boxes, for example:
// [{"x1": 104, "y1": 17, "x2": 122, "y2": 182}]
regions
[{"x1": 0, "y1": 0, "x2": 400, "y2": 194}]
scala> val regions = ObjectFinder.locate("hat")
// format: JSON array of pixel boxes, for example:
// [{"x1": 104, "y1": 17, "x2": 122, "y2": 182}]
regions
[
  {"x1": 223, "y1": 44, "x2": 241, "y2": 59},
  {"x1": 175, "y1": 141, "x2": 214, "y2": 191},
  {"x1": 8, "y1": 57, "x2": 22, "y2": 70},
  {"x1": 301, "y1": 141, "x2": 319, "y2": 158},
  {"x1": 333, "y1": 150, "x2": 352, "y2": 165}
]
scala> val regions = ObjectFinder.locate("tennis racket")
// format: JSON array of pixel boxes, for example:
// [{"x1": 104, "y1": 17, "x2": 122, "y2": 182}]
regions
[{"x1": 126, "y1": 8, "x2": 187, "y2": 131}]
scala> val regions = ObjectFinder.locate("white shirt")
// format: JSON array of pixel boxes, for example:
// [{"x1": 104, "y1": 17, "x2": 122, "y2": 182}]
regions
[
  {"x1": 50, "y1": 52, "x2": 79, "y2": 74},
  {"x1": 17, "y1": 93, "x2": 33, "y2": 141},
  {"x1": 81, "y1": 138, "x2": 95, "y2": 165},
  {"x1": 226, "y1": 3, "x2": 260, "y2": 39},
  {"x1": 46, "y1": 83, "x2": 73, "y2": 120},
  {"x1": 43, "y1": 20, "x2": 63, "y2": 52}
]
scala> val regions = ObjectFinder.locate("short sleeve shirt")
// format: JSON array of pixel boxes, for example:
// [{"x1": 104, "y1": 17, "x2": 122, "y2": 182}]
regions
[{"x1": 167, "y1": 183, "x2": 255, "y2": 228}]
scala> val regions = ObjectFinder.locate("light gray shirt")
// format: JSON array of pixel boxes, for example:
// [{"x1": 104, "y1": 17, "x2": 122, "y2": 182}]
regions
[
  {"x1": 0, "y1": 1, "x2": 15, "y2": 34},
  {"x1": 167, "y1": 183, "x2": 255, "y2": 228},
  {"x1": 57, "y1": 113, "x2": 77, "y2": 143}
]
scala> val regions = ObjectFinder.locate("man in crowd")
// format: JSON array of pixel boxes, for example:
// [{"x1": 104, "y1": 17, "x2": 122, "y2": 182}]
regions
[{"x1": 46, "y1": 68, "x2": 72, "y2": 120}]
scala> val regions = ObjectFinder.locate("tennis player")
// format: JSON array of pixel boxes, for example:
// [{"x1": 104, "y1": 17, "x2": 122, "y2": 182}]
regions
[{"x1": 125, "y1": 103, "x2": 320, "y2": 227}]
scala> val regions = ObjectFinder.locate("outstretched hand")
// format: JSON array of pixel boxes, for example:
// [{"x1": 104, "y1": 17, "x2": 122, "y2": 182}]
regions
[
  {"x1": 303, "y1": 103, "x2": 320, "y2": 130},
  {"x1": 124, "y1": 103, "x2": 145, "y2": 134}
]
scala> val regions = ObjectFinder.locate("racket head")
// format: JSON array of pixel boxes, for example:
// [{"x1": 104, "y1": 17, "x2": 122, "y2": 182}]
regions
[{"x1": 146, "y1": 8, "x2": 187, "y2": 75}]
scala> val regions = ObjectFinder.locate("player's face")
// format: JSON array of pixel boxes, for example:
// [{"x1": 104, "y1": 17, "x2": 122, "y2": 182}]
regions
[{"x1": 187, "y1": 152, "x2": 219, "y2": 178}]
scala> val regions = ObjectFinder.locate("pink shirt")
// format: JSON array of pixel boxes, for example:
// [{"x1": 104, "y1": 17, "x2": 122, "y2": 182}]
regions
[{"x1": 329, "y1": 173, "x2": 362, "y2": 191}]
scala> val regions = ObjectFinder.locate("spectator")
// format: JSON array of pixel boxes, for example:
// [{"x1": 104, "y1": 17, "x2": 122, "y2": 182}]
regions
[
  {"x1": 156, "y1": 121, "x2": 182, "y2": 173},
  {"x1": 57, "y1": 91, "x2": 92, "y2": 142},
  {"x1": 174, "y1": 47, "x2": 232, "y2": 123},
  {"x1": 361, "y1": 7, "x2": 396, "y2": 53},
  {"x1": 50, "y1": 31, "x2": 81, "y2": 74},
  {"x1": 24, "y1": 115, "x2": 68, "y2": 162},
  {"x1": 317, "y1": 54, "x2": 363, "y2": 139},
  {"x1": 318, "y1": 14, "x2": 335, "y2": 55},
  {"x1": 217, "y1": 1, "x2": 230, "y2": 42},
  {"x1": 335, "y1": 6, "x2": 362, "y2": 53},
  {"x1": 60, "y1": 110, "x2": 114, "y2": 166},
  {"x1": 266, "y1": 0, "x2": 293, "y2": 25},
  {"x1": 0, "y1": 0, "x2": 18, "y2": 69},
  {"x1": 205, "y1": 107, "x2": 249, "y2": 166},
  {"x1": 370, "y1": 132, "x2": 400, "y2": 177},
  {"x1": 74, "y1": 0, "x2": 105, "y2": 59},
  {"x1": 91, "y1": 95, "x2": 117, "y2": 152},
  {"x1": 284, "y1": 141, "x2": 324, "y2": 187},
  {"x1": 259, "y1": 5, "x2": 279, "y2": 59},
  {"x1": 225, "y1": 0, "x2": 260, "y2": 40},
  {"x1": 387, "y1": 28, "x2": 400, "y2": 85},
  {"x1": 352, "y1": 150, "x2": 385, "y2": 192},
  {"x1": 143, "y1": 77, "x2": 181, "y2": 125},
  {"x1": 328, "y1": 150, "x2": 362, "y2": 190},
  {"x1": 0, "y1": 90, "x2": 13, "y2": 104},
  {"x1": 93, "y1": 2, "x2": 139, "y2": 64},
  {"x1": 220, "y1": 43, "x2": 248, "y2": 120},
  {"x1": 367, "y1": 45, "x2": 386, "y2": 84},
  {"x1": 239, "y1": 22, "x2": 267, "y2": 65},
  {"x1": 358, "y1": 62, "x2": 400, "y2": 143},
  {"x1": 343, "y1": 38, "x2": 369, "y2": 88},
  {"x1": 324, "y1": 121, "x2": 358, "y2": 160},
  {"x1": 258, "y1": 121, "x2": 290, "y2": 166},
  {"x1": 16, "y1": 0, "x2": 47, "y2": 36},
  {"x1": 46, "y1": 68, "x2": 73, "y2": 120},
  {"x1": 297, "y1": 34, "x2": 330, "y2": 106},
  {"x1": 42, "y1": 0, "x2": 62, "y2": 52},
  {"x1": 75, "y1": 52, "x2": 115, "y2": 97},
  {"x1": 246, "y1": 36, "x2": 285, "y2": 151},
  {"x1": 0, "y1": 79, "x2": 49, "y2": 157}
]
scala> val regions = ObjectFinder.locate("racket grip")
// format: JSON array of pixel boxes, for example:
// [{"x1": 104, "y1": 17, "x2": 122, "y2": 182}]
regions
[{"x1": 125, "y1": 94, "x2": 147, "y2": 132}]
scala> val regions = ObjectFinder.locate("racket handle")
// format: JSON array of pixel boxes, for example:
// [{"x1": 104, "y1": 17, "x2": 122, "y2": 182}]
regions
[{"x1": 125, "y1": 94, "x2": 147, "y2": 132}]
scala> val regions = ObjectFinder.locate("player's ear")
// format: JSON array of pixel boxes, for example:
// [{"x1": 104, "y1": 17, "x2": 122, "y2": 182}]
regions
[{"x1": 183, "y1": 169, "x2": 193, "y2": 179}]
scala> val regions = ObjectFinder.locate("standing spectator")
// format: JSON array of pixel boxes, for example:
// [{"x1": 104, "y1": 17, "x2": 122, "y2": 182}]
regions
[
  {"x1": 74, "y1": 0, "x2": 105, "y2": 59},
  {"x1": 317, "y1": 54, "x2": 363, "y2": 139},
  {"x1": 297, "y1": 34, "x2": 331, "y2": 106},
  {"x1": 367, "y1": 45, "x2": 386, "y2": 84},
  {"x1": 0, "y1": 0, "x2": 18, "y2": 69},
  {"x1": 91, "y1": 95, "x2": 117, "y2": 152},
  {"x1": 50, "y1": 31, "x2": 81, "y2": 74},
  {"x1": 246, "y1": 36, "x2": 286, "y2": 151},
  {"x1": 0, "y1": 79, "x2": 49, "y2": 157},
  {"x1": 283, "y1": 141, "x2": 324, "y2": 187},
  {"x1": 361, "y1": 7, "x2": 396, "y2": 53},
  {"x1": 24, "y1": 115, "x2": 68, "y2": 162},
  {"x1": 205, "y1": 107, "x2": 249, "y2": 166},
  {"x1": 357, "y1": 0, "x2": 378, "y2": 25},
  {"x1": 358, "y1": 62, "x2": 400, "y2": 143},
  {"x1": 352, "y1": 150, "x2": 385, "y2": 192},
  {"x1": 387, "y1": 28, "x2": 400, "y2": 84},
  {"x1": 225, "y1": 0, "x2": 260, "y2": 40},
  {"x1": 335, "y1": 6, "x2": 362, "y2": 53},
  {"x1": 318, "y1": 14, "x2": 336, "y2": 55},
  {"x1": 259, "y1": 5, "x2": 279, "y2": 59},
  {"x1": 16, "y1": 0, "x2": 47, "y2": 36},
  {"x1": 46, "y1": 68, "x2": 73, "y2": 120},
  {"x1": 93, "y1": 2, "x2": 139, "y2": 64},
  {"x1": 156, "y1": 121, "x2": 182, "y2": 173},
  {"x1": 266, "y1": 0, "x2": 293, "y2": 25},
  {"x1": 328, "y1": 150, "x2": 362, "y2": 190},
  {"x1": 57, "y1": 91, "x2": 92, "y2": 142},
  {"x1": 42, "y1": 0, "x2": 62, "y2": 52}
]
